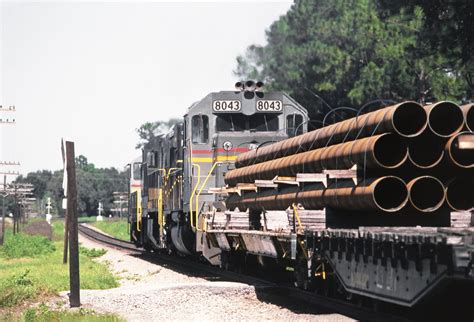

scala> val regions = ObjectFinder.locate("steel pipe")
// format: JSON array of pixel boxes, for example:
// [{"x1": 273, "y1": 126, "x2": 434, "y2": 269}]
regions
[
  {"x1": 225, "y1": 133, "x2": 408, "y2": 185},
  {"x1": 226, "y1": 176, "x2": 408, "y2": 213},
  {"x1": 408, "y1": 129, "x2": 446, "y2": 169},
  {"x1": 446, "y1": 178, "x2": 474, "y2": 211},
  {"x1": 461, "y1": 103, "x2": 474, "y2": 132},
  {"x1": 425, "y1": 101, "x2": 464, "y2": 137},
  {"x1": 236, "y1": 101, "x2": 427, "y2": 168},
  {"x1": 406, "y1": 176, "x2": 446, "y2": 212},
  {"x1": 445, "y1": 132, "x2": 474, "y2": 168}
]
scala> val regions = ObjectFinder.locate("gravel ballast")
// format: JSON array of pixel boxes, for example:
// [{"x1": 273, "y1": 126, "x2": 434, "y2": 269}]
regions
[{"x1": 55, "y1": 233, "x2": 354, "y2": 321}]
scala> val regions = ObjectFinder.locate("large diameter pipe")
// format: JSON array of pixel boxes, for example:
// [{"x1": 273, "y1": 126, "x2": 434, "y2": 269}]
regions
[
  {"x1": 235, "y1": 101, "x2": 427, "y2": 168},
  {"x1": 461, "y1": 103, "x2": 474, "y2": 132},
  {"x1": 425, "y1": 101, "x2": 464, "y2": 137},
  {"x1": 406, "y1": 176, "x2": 446, "y2": 212},
  {"x1": 408, "y1": 129, "x2": 446, "y2": 168},
  {"x1": 225, "y1": 133, "x2": 408, "y2": 186},
  {"x1": 445, "y1": 132, "x2": 474, "y2": 168},
  {"x1": 226, "y1": 176, "x2": 408, "y2": 213},
  {"x1": 446, "y1": 178, "x2": 474, "y2": 211}
]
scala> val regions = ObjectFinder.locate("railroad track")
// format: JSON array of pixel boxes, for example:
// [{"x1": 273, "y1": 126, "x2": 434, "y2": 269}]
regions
[
  {"x1": 78, "y1": 224, "x2": 408, "y2": 321},
  {"x1": 78, "y1": 224, "x2": 142, "y2": 253}
]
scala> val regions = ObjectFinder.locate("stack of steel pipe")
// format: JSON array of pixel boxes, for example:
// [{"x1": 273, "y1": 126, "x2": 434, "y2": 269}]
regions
[{"x1": 224, "y1": 100, "x2": 474, "y2": 217}]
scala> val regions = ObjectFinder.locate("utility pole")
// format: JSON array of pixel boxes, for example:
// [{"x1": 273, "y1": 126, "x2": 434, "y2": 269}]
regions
[
  {"x1": 1, "y1": 175, "x2": 5, "y2": 245},
  {"x1": 0, "y1": 104, "x2": 18, "y2": 244},
  {"x1": 65, "y1": 140, "x2": 80, "y2": 307}
]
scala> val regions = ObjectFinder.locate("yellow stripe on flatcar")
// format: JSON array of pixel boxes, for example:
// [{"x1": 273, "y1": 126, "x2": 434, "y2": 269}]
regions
[{"x1": 191, "y1": 156, "x2": 237, "y2": 163}]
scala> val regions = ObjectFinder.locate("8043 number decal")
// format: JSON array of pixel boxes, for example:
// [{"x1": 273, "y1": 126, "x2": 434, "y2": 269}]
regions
[
  {"x1": 256, "y1": 100, "x2": 282, "y2": 112},
  {"x1": 212, "y1": 100, "x2": 241, "y2": 112}
]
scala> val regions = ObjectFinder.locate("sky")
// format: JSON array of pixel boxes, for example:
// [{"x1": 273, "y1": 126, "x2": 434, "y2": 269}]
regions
[{"x1": 0, "y1": 0, "x2": 293, "y2": 175}]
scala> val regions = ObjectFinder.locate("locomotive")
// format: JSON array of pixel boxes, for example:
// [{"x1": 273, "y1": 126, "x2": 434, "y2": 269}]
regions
[{"x1": 128, "y1": 82, "x2": 473, "y2": 313}]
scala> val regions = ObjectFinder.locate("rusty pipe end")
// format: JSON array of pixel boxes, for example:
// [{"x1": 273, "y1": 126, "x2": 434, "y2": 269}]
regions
[
  {"x1": 391, "y1": 101, "x2": 428, "y2": 137},
  {"x1": 407, "y1": 176, "x2": 446, "y2": 212},
  {"x1": 408, "y1": 130, "x2": 445, "y2": 168},
  {"x1": 445, "y1": 132, "x2": 474, "y2": 168},
  {"x1": 446, "y1": 178, "x2": 474, "y2": 211},
  {"x1": 372, "y1": 133, "x2": 409, "y2": 168},
  {"x1": 462, "y1": 103, "x2": 474, "y2": 132},
  {"x1": 426, "y1": 101, "x2": 464, "y2": 137},
  {"x1": 372, "y1": 176, "x2": 409, "y2": 212}
]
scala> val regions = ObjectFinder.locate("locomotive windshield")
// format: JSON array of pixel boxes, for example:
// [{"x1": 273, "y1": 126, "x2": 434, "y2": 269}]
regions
[{"x1": 215, "y1": 113, "x2": 278, "y2": 132}]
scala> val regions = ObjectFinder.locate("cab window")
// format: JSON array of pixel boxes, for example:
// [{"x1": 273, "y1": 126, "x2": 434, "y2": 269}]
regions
[
  {"x1": 249, "y1": 114, "x2": 278, "y2": 131},
  {"x1": 216, "y1": 114, "x2": 246, "y2": 131},
  {"x1": 132, "y1": 163, "x2": 142, "y2": 180},
  {"x1": 192, "y1": 115, "x2": 209, "y2": 144},
  {"x1": 286, "y1": 114, "x2": 303, "y2": 137}
]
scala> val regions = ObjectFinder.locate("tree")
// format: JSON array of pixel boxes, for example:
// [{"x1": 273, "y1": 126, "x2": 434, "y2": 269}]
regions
[
  {"x1": 235, "y1": 0, "x2": 471, "y2": 122},
  {"x1": 135, "y1": 118, "x2": 181, "y2": 149},
  {"x1": 14, "y1": 157, "x2": 128, "y2": 216}
]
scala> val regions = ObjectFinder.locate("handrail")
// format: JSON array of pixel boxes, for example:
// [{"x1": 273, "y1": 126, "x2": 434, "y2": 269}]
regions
[
  {"x1": 291, "y1": 203, "x2": 304, "y2": 233},
  {"x1": 158, "y1": 188, "x2": 164, "y2": 246},
  {"x1": 189, "y1": 163, "x2": 201, "y2": 231},
  {"x1": 196, "y1": 162, "x2": 220, "y2": 231}
]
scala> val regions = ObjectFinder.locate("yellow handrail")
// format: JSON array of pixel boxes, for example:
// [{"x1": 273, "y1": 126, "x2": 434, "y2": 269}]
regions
[
  {"x1": 291, "y1": 203, "x2": 304, "y2": 233},
  {"x1": 196, "y1": 162, "x2": 219, "y2": 231},
  {"x1": 158, "y1": 188, "x2": 163, "y2": 244},
  {"x1": 189, "y1": 163, "x2": 201, "y2": 231}
]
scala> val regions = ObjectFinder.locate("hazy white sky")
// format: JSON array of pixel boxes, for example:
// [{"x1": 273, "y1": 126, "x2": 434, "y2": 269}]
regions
[{"x1": 0, "y1": 0, "x2": 292, "y2": 175}]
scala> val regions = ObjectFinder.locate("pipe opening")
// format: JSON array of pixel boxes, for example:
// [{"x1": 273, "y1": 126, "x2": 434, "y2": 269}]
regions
[
  {"x1": 373, "y1": 134, "x2": 408, "y2": 168},
  {"x1": 446, "y1": 178, "x2": 474, "y2": 211},
  {"x1": 428, "y1": 102, "x2": 464, "y2": 137},
  {"x1": 464, "y1": 105, "x2": 474, "y2": 132},
  {"x1": 373, "y1": 177, "x2": 408, "y2": 212},
  {"x1": 392, "y1": 102, "x2": 427, "y2": 137},
  {"x1": 408, "y1": 132, "x2": 445, "y2": 168},
  {"x1": 448, "y1": 133, "x2": 474, "y2": 168},
  {"x1": 408, "y1": 177, "x2": 445, "y2": 212}
]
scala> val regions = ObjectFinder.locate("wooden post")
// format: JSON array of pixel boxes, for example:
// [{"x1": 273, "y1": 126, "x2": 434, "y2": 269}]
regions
[
  {"x1": 0, "y1": 175, "x2": 5, "y2": 245},
  {"x1": 63, "y1": 208, "x2": 69, "y2": 264},
  {"x1": 66, "y1": 141, "x2": 80, "y2": 307}
]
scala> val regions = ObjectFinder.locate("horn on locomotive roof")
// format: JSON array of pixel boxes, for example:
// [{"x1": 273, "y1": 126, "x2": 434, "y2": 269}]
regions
[
  {"x1": 255, "y1": 81, "x2": 264, "y2": 91},
  {"x1": 235, "y1": 81, "x2": 244, "y2": 91},
  {"x1": 244, "y1": 80, "x2": 256, "y2": 91}
]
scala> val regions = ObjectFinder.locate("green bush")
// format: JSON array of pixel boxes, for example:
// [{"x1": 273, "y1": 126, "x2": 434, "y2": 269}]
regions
[
  {"x1": 0, "y1": 270, "x2": 37, "y2": 307},
  {"x1": 79, "y1": 246, "x2": 107, "y2": 258},
  {"x1": 1, "y1": 234, "x2": 56, "y2": 258}
]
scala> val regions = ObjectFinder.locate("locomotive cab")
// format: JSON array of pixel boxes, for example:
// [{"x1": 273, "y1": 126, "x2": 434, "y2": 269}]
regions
[{"x1": 130, "y1": 84, "x2": 308, "y2": 259}]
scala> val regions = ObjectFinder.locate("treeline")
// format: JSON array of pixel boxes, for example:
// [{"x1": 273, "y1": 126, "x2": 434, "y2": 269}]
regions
[
  {"x1": 13, "y1": 155, "x2": 128, "y2": 217},
  {"x1": 235, "y1": 0, "x2": 473, "y2": 122}
]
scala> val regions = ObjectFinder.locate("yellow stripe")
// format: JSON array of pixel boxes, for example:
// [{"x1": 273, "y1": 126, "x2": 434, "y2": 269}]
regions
[
  {"x1": 191, "y1": 157, "x2": 213, "y2": 163},
  {"x1": 191, "y1": 156, "x2": 237, "y2": 163}
]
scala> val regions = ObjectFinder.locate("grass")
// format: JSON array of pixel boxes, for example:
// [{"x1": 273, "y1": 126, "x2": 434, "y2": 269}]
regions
[
  {"x1": 1, "y1": 234, "x2": 55, "y2": 258},
  {"x1": 91, "y1": 219, "x2": 129, "y2": 241},
  {"x1": 0, "y1": 220, "x2": 118, "y2": 309},
  {"x1": 20, "y1": 304, "x2": 124, "y2": 322}
]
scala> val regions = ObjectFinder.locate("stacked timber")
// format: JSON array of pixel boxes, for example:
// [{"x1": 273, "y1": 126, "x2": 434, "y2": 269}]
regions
[{"x1": 224, "y1": 101, "x2": 474, "y2": 227}]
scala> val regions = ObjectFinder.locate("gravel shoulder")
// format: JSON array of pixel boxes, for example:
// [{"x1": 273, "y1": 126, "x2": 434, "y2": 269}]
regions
[{"x1": 54, "y1": 233, "x2": 354, "y2": 321}]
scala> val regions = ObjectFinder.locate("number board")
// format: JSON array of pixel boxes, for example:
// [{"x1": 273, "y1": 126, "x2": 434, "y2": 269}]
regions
[
  {"x1": 256, "y1": 100, "x2": 283, "y2": 112},
  {"x1": 212, "y1": 100, "x2": 241, "y2": 112}
]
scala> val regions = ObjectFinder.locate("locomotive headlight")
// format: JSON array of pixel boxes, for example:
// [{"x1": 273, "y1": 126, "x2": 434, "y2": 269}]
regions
[
  {"x1": 223, "y1": 141, "x2": 233, "y2": 152},
  {"x1": 248, "y1": 143, "x2": 258, "y2": 150}
]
